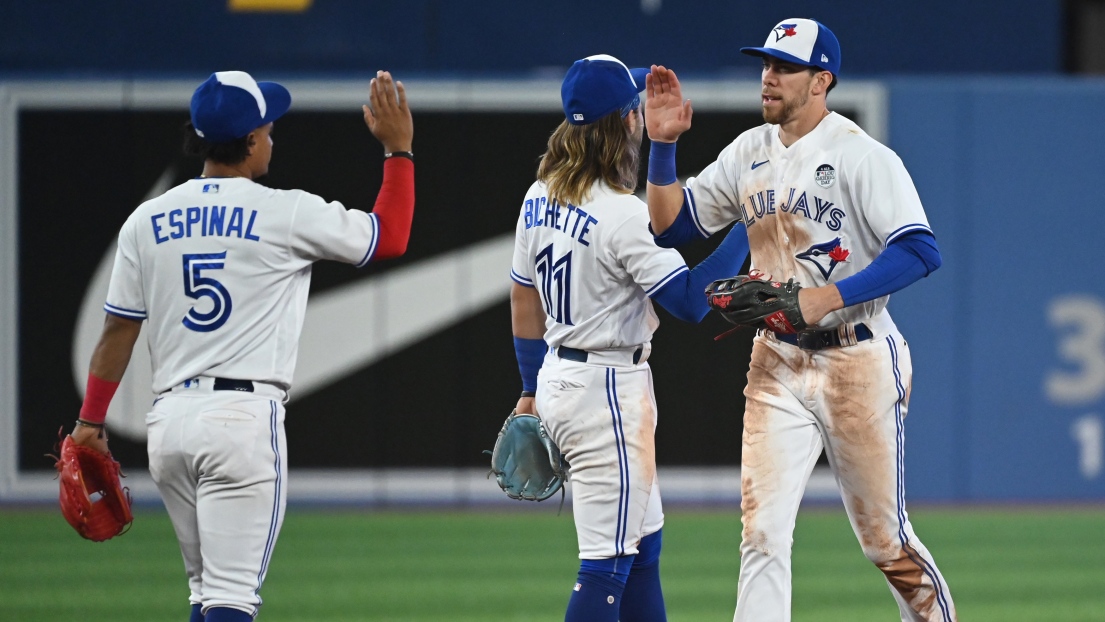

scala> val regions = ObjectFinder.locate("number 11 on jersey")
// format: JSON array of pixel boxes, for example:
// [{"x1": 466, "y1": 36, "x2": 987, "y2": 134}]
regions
[{"x1": 535, "y1": 243, "x2": 573, "y2": 326}]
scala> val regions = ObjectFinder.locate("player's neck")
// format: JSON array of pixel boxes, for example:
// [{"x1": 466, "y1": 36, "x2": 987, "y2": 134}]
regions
[
  {"x1": 201, "y1": 161, "x2": 255, "y2": 180},
  {"x1": 777, "y1": 107, "x2": 831, "y2": 148}
]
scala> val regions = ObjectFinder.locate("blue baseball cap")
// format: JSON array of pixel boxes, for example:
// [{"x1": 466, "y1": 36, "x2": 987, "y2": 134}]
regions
[
  {"x1": 561, "y1": 54, "x2": 649, "y2": 125},
  {"x1": 190, "y1": 71, "x2": 292, "y2": 144},
  {"x1": 740, "y1": 19, "x2": 841, "y2": 76}
]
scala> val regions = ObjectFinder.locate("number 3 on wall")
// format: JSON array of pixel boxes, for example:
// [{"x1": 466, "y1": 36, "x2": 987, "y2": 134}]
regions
[
  {"x1": 1046, "y1": 295, "x2": 1105, "y2": 406},
  {"x1": 182, "y1": 252, "x2": 233, "y2": 332}
]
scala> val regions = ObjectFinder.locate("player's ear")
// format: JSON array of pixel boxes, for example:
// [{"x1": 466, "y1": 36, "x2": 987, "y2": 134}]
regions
[{"x1": 245, "y1": 130, "x2": 257, "y2": 156}]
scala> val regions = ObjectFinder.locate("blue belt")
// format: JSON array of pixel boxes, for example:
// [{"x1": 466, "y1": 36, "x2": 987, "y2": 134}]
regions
[
  {"x1": 557, "y1": 346, "x2": 644, "y2": 365},
  {"x1": 774, "y1": 323, "x2": 872, "y2": 351}
]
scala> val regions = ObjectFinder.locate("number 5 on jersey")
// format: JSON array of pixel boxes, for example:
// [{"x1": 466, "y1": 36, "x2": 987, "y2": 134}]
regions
[{"x1": 182, "y1": 252, "x2": 233, "y2": 332}]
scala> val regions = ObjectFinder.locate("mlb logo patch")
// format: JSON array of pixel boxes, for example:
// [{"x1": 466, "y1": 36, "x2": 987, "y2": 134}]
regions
[
  {"x1": 573, "y1": 113, "x2": 584, "y2": 121},
  {"x1": 203, "y1": 183, "x2": 220, "y2": 193}
]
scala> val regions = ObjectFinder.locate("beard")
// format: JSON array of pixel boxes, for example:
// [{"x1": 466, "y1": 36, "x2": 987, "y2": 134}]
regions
[
  {"x1": 762, "y1": 88, "x2": 810, "y2": 125},
  {"x1": 627, "y1": 112, "x2": 644, "y2": 149}
]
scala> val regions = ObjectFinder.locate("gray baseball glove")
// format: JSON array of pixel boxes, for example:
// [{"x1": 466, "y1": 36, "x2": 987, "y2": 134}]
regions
[{"x1": 486, "y1": 410, "x2": 567, "y2": 504}]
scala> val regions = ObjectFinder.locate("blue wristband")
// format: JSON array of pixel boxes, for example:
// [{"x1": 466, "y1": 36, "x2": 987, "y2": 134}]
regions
[
  {"x1": 648, "y1": 140, "x2": 677, "y2": 186},
  {"x1": 513, "y1": 336, "x2": 546, "y2": 393}
]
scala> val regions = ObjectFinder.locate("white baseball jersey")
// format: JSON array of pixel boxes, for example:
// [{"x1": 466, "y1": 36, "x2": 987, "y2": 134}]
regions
[
  {"x1": 105, "y1": 176, "x2": 380, "y2": 393},
  {"x1": 510, "y1": 180, "x2": 688, "y2": 350},
  {"x1": 685, "y1": 112, "x2": 930, "y2": 328}
]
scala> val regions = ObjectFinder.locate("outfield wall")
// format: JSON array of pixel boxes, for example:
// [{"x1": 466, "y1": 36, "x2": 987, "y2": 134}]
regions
[{"x1": 1, "y1": 76, "x2": 1102, "y2": 503}]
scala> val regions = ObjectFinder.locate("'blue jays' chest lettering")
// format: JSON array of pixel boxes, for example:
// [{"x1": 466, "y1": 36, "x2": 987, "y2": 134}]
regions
[
  {"x1": 150, "y1": 206, "x2": 261, "y2": 244},
  {"x1": 523, "y1": 197, "x2": 598, "y2": 246},
  {"x1": 739, "y1": 187, "x2": 846, "y2": 231}
]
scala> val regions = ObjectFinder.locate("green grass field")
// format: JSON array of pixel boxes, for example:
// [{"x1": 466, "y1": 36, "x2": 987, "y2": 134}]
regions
[{"x1": 2, "y1": 505, "x2": 1104, "y2": 621}]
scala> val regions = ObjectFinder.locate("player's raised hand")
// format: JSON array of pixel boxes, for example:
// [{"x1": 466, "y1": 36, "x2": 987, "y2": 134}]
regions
[
  {"x1": 363, "y1": 70, "x2": 413, "y2": 154},
  {"x1": 645, "y1": 65, "x2": 693, "y2": 143}
]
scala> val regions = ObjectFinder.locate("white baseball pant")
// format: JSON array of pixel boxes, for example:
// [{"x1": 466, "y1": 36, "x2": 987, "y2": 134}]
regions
[{"x1": 146, "y1": 379, "x2": 288, "y2": 617}]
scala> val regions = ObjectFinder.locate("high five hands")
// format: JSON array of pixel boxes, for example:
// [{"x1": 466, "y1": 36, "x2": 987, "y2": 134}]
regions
[
  {"x1": 363, "y1": 70, "x2": 413, "y2": 154},
  {"x1": 645, "y1": 65, "x2": 693, "y2": 143}
]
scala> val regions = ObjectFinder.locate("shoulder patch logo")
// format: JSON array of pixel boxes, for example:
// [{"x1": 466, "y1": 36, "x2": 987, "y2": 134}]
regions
[
  {"x1": 796, "y1": 238, "x2": 850, "y2": 279},
  {"x1": 814, "y1": 164, "x2": 835, "y2": 189}
]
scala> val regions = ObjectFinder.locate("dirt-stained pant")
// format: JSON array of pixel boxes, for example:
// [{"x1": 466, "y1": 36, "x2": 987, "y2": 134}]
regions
[
  {"x1": 734, "y1": 330, "x2": 956, "y2": 622},
  {"x1": 536, "y1": 348, "x2": 664, "y2": 560}
]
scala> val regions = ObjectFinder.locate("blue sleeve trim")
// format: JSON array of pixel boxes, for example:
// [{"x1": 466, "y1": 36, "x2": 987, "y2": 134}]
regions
[
  {"x1": 884, "y1": 223, "x2": 931, "y2": 247},
  {"x1": 104, "y1": 303, "x2": 147, "y2": 320},
  {"x1": 686, "y1": 188, "x2": 709, "y2": 238},
  {"x1": 836, "y1": 231, "x2": 941, "y2": 306},
  {"x1": 644, "y1": 265, "x2": 689, "y2": 296},
  {"x1": 653, "y1": 190, "x2": 709, "y2": 249},
  {"x1": 510, "y1": 270, "x2": 534, "y2": 287},
  {"x1": 355, "y1": 213, "x2": 381, "y2": 268}
]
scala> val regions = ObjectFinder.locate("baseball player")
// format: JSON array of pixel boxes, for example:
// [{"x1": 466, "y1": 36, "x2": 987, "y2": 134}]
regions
[
  {"x1": 643, "y1": 19, "x2": 957, "y2": 622},
  {"x1": 510, "y1": 54, "x2": 748, "y2": 622},
  {"x1": 69, "y1": 70, "x2": 415, "y2": 621}
]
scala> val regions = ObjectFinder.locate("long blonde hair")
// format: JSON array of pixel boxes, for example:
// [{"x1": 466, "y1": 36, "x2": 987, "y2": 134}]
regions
[{"x1": 536, "y1": 111, "x2": 640, "y2": 207}]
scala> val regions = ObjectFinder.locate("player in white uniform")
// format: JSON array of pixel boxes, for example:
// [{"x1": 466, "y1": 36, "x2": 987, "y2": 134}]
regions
[
  {"x1": 510, "y1": 55, "x2": 748, "y2": 622},
  {"x1": 644, "y1": 20, "x2": 957, "y2": 622},
  {"x1": 69, "y1": 70, "x2": 415, "y2": 622}
]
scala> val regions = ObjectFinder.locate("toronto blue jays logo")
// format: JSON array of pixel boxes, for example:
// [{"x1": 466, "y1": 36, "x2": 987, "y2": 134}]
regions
[
  {"x1": 773, "y1": 23, "x2": 799, "y2": 42},
  {"x1": 796, "y1": 238, "x2": 850, "y2": 279}
]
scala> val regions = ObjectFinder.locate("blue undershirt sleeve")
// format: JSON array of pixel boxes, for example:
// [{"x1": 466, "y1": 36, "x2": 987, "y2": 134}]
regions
[
  {"x1": 650, "y1": 192, "x2": 708, "y2": 249},
  {"x1": 650, "y1": 223, "x2": 750, "y2": 322},
  {"x1": 834, "y1": 231, "x2": 942, "y2": 307}
]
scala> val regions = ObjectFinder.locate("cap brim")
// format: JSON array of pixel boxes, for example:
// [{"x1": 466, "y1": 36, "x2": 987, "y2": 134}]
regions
[
  {"x1": 629, "y1": 67, "x2": 649, "y2": 92},
  {"x1": 258, "y1": 81, "x2": 292, "y2": 125},
  {"x1": 740, "y1": 46, "x2": 823, "y2": 70}
]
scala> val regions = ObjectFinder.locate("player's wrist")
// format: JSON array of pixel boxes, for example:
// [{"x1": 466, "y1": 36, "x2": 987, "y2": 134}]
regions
[
  {"x1": 647, "y1": 140, "x2": 678, "y2": 186},
  {"x1": 79, "y1": 373, "x2": 120, "y2": 425},
  {"x1": 382, "y1": 142, "x2": 413, "y2": 154}
]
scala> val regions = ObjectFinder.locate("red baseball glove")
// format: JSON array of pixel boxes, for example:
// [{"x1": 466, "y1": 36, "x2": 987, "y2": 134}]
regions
[{"x1": 54, "y1": 435, "x2": 133, "y2": 541}]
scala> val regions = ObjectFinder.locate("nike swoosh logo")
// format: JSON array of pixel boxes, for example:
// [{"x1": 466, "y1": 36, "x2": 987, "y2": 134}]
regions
[
  {"x1": 73, "y1": 167, "x2": 514, "y2": 442},
  {"x1": 751, "y1": 160, "x2": 769, "y2": 170}
]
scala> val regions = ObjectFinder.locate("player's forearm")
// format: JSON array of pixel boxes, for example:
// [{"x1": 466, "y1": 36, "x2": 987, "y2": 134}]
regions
[
  {"x1": 370, "y1": 157, "x2": 415, "y2": 259},
  {"x1": 510, "y1": 283, "x2": 546, "y2": 394},
  {"x1": 88, "y1": 315, "x2": 142, "y2": 382},
  {"x1": 510, "y1": 283, "x2": 546, "y2": 339},
  {"x1": 646, "y1": 182, "x2": 685, "y2": 234},
  {"x1": 81, "y1": 315, "x2": 141, "y2": 424}
]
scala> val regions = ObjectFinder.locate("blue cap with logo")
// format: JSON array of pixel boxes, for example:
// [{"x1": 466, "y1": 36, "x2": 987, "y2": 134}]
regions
[
  {"x1": 561, "y1": 54, "x2": 649, "y2": 126},
  {"x1": 740, "y1": 18, "x2": 841, "y2": 76},
  {"x1": 190, "y1": 71, "x2": 292, "y2": 144}
]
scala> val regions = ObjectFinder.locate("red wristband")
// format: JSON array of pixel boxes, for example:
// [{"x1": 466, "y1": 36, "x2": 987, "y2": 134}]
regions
[{"x1": 79, "y1": 373, "x2": 120, "y2": 424}]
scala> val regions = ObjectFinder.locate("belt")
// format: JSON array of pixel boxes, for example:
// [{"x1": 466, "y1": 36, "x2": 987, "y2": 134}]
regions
[
  {"x1": 557, "y1": 345, "x2": 645, "y2": 365},
  {"x1": 170, "y1": 377, "x2": 254, "y2": 392},
  {"x1": 212, "y1": 377, "x2": 254, "y2": 392},
  {"x1": 773, "y1": 323, "x2": 873, "y2": 351}
]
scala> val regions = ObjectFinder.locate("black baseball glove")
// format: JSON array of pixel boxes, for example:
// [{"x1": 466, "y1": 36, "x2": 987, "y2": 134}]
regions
[
  {"x1": 486, "y1": 410, "x2": 567, "y2": 503},
  {"x1": 705, "y1": 275, "x2": 808, "y2": 334}
]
